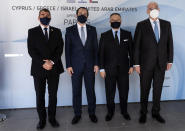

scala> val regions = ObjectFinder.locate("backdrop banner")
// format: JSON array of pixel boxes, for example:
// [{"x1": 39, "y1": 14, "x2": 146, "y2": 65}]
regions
[{"x1": 0, "y1": 0, "x2": 184, "y2": 109}]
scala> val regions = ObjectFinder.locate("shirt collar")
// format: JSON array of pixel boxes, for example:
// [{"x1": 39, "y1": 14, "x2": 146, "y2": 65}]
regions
[
  {"x1": 149, "y1": 18, "x2": 159, "y2": 24},
  {"x1": 112, "y1": 28, "x2": 120, "y2": 34},
  {"x1": 77, "y1": 23, "x2": 86, "y2": 29},
  {"x1": 40, "y1": 24, "x2": 50, "y2": 30}
]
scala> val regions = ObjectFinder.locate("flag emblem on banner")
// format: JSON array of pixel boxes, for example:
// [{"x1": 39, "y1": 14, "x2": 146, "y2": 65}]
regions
[{"x1": 67, "y1": 0, "x2": 98, "y2": 3}]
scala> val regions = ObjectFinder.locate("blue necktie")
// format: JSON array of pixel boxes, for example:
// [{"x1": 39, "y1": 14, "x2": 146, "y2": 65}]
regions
[
  {"x1": 81, "y1": 27, "x2": 85, "y2": 46},
  {"x1": 44, "y1": 28, "x2": 48, "y2": 41},
  {"x1": 115, "y1": 31, "x2": 119, "y2": 45},
  {"x1": 154, "y1": 21, "x2": 159, "y2": 43}
]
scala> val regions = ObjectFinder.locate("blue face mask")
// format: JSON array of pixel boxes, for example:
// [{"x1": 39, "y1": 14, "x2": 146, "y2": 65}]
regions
[
  {"x1": 77, "y1": 15, "x2": 87, "y2": 24},
  {"x1": 40, "y1": 17, "x2": 51, "y2": 26}
]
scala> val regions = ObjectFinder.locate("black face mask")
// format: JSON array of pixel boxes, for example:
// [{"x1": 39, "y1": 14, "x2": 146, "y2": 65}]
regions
[
  {"x1": 111, "y1": 22, "x2": 121, "y2": 29},
  {"x1": 77, "y1": 15, "x2": 87, "y2": 24},
  {"x1": 40, "y1": 17, "x2": 51, "y2": 26}
]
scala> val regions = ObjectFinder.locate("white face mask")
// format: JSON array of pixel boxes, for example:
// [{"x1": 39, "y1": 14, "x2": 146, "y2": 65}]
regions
[{"x1": 150, "y1": 9, "x2": 159, "y2": 19}]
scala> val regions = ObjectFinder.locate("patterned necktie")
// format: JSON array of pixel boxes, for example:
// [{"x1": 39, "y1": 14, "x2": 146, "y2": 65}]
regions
[
  {"x1": 115, "y1": 31, "x2": 119, "y2": 45},
  {"x1": 44, "y1": 28, "x2": 48, "y2": 41},
  {"x1": 81, "y1": 27, "x2": 85, "y2": 46},
  {"x1": 154, "y1": 21, "x2": 159, "y2": 43}
]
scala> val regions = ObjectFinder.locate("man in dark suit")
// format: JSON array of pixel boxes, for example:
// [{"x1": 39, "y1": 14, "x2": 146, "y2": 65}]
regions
[
  {"x1": 65, "y1": 7, "x2": 99, "y2": 124},
  {"x1": 27, "y1": 9, "x2": 64, "y2": 129},
  {"x1": 99, "y1": 13, "x2": 133, "y2": 121},
  {"x1": 134, "y1": 2, "x2": 173, "y2": 124}
]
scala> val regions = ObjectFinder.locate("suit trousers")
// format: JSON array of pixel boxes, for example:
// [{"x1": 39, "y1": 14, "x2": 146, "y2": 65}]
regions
[
  {"x1": 33, "y1": 72, "x2": 59, "y2": 122},
  {"x1": 140, "y1": 64, "x2": 165, "y2": 115},
  {"x1": 71, "y1": 63, "x2": 96, "y2": 116},
  {"x1": 105, "y1": 65, "x2": 129, "y2": 115}
]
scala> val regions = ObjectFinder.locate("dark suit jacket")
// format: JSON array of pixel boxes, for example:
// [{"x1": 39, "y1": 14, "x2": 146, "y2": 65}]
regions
[
  {"x1": 65, "y1": 24, "x2": 98, "y2": 71},
  {"x1": 134, "y1": 19, "x2": 173, "y2": 70},
  {"x1": 99, "y1": 29, "x2": 133, "y2": 73},
  {"x1": 27, "y1": 25, "x2": 64, "y2": 77}
]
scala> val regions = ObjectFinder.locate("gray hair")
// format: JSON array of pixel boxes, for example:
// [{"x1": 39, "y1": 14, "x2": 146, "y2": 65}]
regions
[{"x1": 147, "y1": 1, "x2": 159, "y2": 9}]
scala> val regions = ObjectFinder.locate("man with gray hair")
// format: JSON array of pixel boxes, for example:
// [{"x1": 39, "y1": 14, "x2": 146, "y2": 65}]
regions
[{"x1": 134, "y1": 1, "x2": 173, "y2": 124}]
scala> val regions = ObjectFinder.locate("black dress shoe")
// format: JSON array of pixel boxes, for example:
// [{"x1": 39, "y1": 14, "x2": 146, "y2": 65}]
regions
[
  {"x1": 105, "y1": 113, "x2": 113, "y2": 121},
  {"x1": 89, "y1": 114, "x2": 98, "y2": 123},
  {"x1": 152, "y1": 113, "x2": 165, "y2": 123},
  {"x1": 139, "y1": 114, "x2": 147, "y2": 124},
  {"x1": 36, "y1": 121, "x2": 46, "y2": 130},
  {"x1": 72, "y1": 115, "x2": 81, "y2": 125},
  {"x1": 49, "y1": 119, "x2": 60, "y2": 128},
  {"x1": 123, "y1": 113, "x2": 131, "y2": 120}
]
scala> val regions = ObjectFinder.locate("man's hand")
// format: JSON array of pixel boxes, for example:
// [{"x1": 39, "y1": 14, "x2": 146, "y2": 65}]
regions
[
  {"x1": 42, "y1": 60, "x2": 53, "y2": 70},
  {"x1": 100, "y1": 71, "x2": 106, "y2": 79},
  {"x1": 94, "y1": 66, "x2": 99, "y2": 75},
  {"x1": 67, "y1": 67, "x2": 74, "y2": 76},
  {"x1": 134, "y1": 66, "x2": 140, "y2": 74},
  {"x1": 128, "y1": 67, "x2": 134, "y2": 74},
  {"x1": 166, "y1": 63, "x2": 172, "y2": 71}
]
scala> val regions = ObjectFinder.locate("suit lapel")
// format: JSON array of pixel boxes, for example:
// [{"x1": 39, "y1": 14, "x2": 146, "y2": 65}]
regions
[
  {"x1": 110, "y1": 29, "x2": 122, "y2": 46},
  {"x1": 37, "y1": 25, "x2": 50, "y2": 54},
  {"x1": 108, "y1": 30, "x2": 115, "y2": 46},
  {"x1": 48, "y1": 26, "x2": 57, "y2": 50},
  {"x1": 158, "y1": 19, "x2": 163, "y2": 44},
  {"x1": 85, "y1": 25, "x2": 91, "y2": 47},
  {"x1": 146, "y1": 19, "x2": 158, "y2": 43},
  {"x1": 120, "y1": 29, "x2": 125, "y2": 43},
  {"x1": 38, "y1": 25, "x2": 47, "y2": 42},
  {"x1": 49, "y1": 26, "x2": 54, "y2": 41},
  {"x1": 74, "y1": 24, "x2": 84, "y2": 47}
]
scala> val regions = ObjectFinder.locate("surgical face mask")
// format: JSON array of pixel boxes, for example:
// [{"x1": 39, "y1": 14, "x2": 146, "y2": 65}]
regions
[
  {"x1": 40, "y1": 17, "x2": 51, "y2": 26},
  {"x1": 150, "y1": 9, "x2": 159, "y2": 19},
  {"x1": 111, "y1": 22, "x2": 121, "y2": 29},
  {"x1": 77, "y1": 15, "x2": 87, "y2": 24}
]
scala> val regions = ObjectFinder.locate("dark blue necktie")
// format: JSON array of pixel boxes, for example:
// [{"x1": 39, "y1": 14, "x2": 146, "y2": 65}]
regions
[
  {"x1": 115, "y1": 31, "x2": 119, "y2": 45},
  {"x1": 44, "y1": 28, "x2": 48, "y2": 41}
]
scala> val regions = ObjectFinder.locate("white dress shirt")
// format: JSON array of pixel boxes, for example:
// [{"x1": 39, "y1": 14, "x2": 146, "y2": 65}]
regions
[
  {"x1": 77, "y1": 23, "x2": 87, "y2": 41},
  {"x1": 40, "y1": 24, "x2": 55, "y2": 65},
  {"x1": 40, "y1": 24, "x2": 50, "y2": 39}
]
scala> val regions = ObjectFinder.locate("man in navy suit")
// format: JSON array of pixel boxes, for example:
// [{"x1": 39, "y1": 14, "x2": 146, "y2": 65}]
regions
[{"x1": 65, "y1": 7, "x2": 99, "y2": 124}]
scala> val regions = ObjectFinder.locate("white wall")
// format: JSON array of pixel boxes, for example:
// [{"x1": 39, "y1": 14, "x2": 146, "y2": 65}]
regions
[{"x1": 0, "y1": 0, "x2": 184, "y2": 109}]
